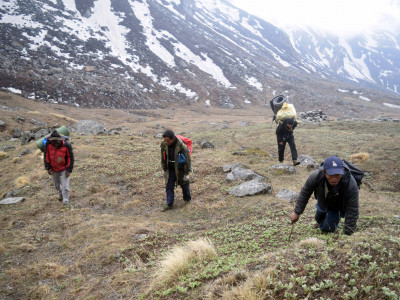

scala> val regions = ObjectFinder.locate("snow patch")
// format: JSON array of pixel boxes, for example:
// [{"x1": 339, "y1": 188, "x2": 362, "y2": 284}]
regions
[
  {"x1": 3, "y1": 87, "x2": 22, "y2": 94},
  {"x1": 359, "y1": 96, "x2": 371, "y2": 102},
  {"x1": 383, "y1": 103, "x2": 400, "y2": 109}
]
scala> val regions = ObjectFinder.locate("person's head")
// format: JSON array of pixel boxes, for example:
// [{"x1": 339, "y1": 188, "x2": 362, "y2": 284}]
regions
[
  {"x1": 162, "y1": 129, "x2": 176, "y2": 146},
  {"x1": 285, "y1": 118, "x2": 295, "y2": 129},
  {"x1": 48, "y1": 130, "x2": 63, "y2": 147},
  {"x1": 322, "y1": 156, "x2": 344, "y2": 186}
]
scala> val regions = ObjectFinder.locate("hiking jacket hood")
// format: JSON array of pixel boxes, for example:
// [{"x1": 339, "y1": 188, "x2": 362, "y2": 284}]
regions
[
  {"x1": 161, "y1": 137, "x2": 191, "y2": 186},
  {"x1": 294, "y1": 167, "x2": 359, "y2": 235},
  {"x1": 44, "y1": 140, "x2": 74, "y2": 173}
]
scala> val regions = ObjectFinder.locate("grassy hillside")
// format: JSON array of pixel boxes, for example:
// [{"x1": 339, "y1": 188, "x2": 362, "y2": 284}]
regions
[{"x1": 0, "y1": 92, "x2": 399, "y2": 299}]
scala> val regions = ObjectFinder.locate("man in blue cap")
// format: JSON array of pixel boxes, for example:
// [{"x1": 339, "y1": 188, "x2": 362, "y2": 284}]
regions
[{"x1": 290, "y1": 156, "x2": 359, "y2": 235}]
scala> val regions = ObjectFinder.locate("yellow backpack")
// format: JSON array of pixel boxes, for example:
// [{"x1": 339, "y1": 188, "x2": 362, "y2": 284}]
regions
[{"x1": 276, "y1": 102, "x2": 297, "y2": 123}]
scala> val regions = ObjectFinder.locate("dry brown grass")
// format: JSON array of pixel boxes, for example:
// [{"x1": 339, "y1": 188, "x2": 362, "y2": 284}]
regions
[
  {"x1": 49, "y1": 113, "x2": 78, "y2": 122},
  {"x1": 151, "y1": 238, "x2": 217, "y2": 289},
  {"x1": 349, "y1": 152, "x2": 370, "y2": 163},
  {"x1": 0, "y1": 151, "x2": 7, "y2": 159},
  {"x1": 297, "y1": 237, "x2": 325, "y2": 249},
  {"x1": 206, "y1": 268, "x2": 277, "y2": 300},
  {"x1": 15, "y1": 176, "x2": 30, "y2": 188}
]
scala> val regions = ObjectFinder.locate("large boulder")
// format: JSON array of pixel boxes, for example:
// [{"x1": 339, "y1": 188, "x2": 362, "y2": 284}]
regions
[
  {"x1": 268, "y1": 164, "x2": 296, "y2": 174},
  {"x1": 229, "y1": 178, "x2": 271, "y2": 197},
  {"x1": 71, "y1": 120, "x2": 107, "y2": 135},
  {"x1": 298, "y1": 155, "x2": 320, "y2": 169},
  {"x1": 276, "y1": 189, "x2": 298, "y2": 203},
  {"x1": 226, "y1": 166, "x2": 263, "y2": 181},
  {"x1": 33, "y1": 128, "x2": 50, "y2": 139}
]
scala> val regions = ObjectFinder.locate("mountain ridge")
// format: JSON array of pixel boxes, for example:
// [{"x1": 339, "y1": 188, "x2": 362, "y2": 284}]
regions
[{"x1": 1, "y1": 0, "x2": 400, "y2": 116}]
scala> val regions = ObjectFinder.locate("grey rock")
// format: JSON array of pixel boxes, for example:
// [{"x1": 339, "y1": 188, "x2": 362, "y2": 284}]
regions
[
  {"x1": 5, "y1": 186, "x2": 30, "y2": 197},
  {"x1": 298, "y1": 155, "x2": 319, "y2": 169},
  {"x1": 71, "y1": 120, "x2": 107, "y2": 135},
  {"x1": 33, "y1": 128, "x2": 50, "y2": 139},
  {"x1": 200, "y1": 141, "x2": 214, "y2": 149},
  {"x1": 154, "y1": 133, "x2": 163, "y2": 138},
  {"x1": 276, "y1": 189, "x2": 298, "y2": 203},
  {"x1": 223, "y1": 163, "x2": 243, "y2": 173},
  {"x1": 21, "y1": 148, "x2": 32, "y2": 156},
  {"x1": 229, "y1": 178, "x2": 271, "y2": 197},
  {"x1": 3, "y1": 145, "x2": 16, "y2": 152},
  {"x1": 269, "y1": 164, "x2": 296, "y2": 174},
  {"x1": 0, "y1": 120, "x2": 5, "y2": 129},
  {"x1": 21, "y1": 131, "x2": 33, "y2": 145},
  {"x1": 12, "y1": 128, "x2": 21, "y2": 138},
  {"x1": 0, "y1": 197, "x2": 25, "y2": 205},
  {"x1": 134, "y1": 234, "x2": 148, "y2": 240},
  {"x1": 238, "y1": 121, "x2": 248, "y2": 127},
  {"x1": 226, "y1": 166, "x2": 263, "y2": 181}
]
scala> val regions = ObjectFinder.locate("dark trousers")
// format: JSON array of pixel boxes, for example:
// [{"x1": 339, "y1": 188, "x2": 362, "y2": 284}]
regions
[
  {"x1": 315, "y1": 201, "x2": 345, "y2": 232},
  {"x1": 277, "y1": 134, "x2": 297, "y2": 162},
  {"x1": 166, "y1": 167, "x2": 191, "y2": 205}
]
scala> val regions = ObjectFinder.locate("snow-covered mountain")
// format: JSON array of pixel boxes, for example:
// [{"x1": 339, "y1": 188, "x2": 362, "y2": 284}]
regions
[{"x1": 1, "y1": 0, "x2": 399, "y2": 113}]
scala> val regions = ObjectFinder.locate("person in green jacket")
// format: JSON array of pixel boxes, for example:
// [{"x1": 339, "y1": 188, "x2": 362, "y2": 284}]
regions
[{"x1": 160, "y1": 130, "x2": 192, "y2": 211}]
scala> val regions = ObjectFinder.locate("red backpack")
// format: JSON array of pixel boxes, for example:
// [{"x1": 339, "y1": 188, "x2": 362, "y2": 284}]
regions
[{"x1": 176, "y1": 135, "x2": 192, "y2": 156}]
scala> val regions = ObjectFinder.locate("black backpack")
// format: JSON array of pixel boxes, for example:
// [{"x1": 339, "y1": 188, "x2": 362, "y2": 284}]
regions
[{"x1": 342, "y1": 160, "x2": 364, "y2": 189}]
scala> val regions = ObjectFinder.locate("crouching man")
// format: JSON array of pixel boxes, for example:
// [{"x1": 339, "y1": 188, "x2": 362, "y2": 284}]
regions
[
  {"x1": 44, "y1": 131, "x2": 74, "y2": 205},
  {"x1": 290, "y1": 156, "x2": 359, "y2": 235}
]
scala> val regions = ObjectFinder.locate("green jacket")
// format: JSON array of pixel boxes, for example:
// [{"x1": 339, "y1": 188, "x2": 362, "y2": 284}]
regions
[{"x1": 160, "y1": 137, "x2": 191, "y2": 186}]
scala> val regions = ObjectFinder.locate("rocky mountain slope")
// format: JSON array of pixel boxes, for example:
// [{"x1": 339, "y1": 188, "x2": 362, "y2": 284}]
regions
[{"x1": 1, "y1": 0, "x2": 400, "y2": 116}]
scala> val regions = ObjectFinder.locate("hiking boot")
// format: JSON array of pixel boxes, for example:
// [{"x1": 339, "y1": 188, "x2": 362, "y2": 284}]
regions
[
  {"x1": 161, "y1": 205, "x2": 173, "y2": 212},
  {"x1": 313, "y1": 223, "x2": 320, "y2": 229},
  {"x1": 63, "y1": 200, "x2": 69, "y2": 206},
  {"x1": 293, "y1": 160, "x2": 300, "y2": 166},
  {"x1": 184, "y1": 200, "x2": 190, "y2": 205},
  {"x1": 58, "y1": 194, "x2": 63, "y2": 201}
]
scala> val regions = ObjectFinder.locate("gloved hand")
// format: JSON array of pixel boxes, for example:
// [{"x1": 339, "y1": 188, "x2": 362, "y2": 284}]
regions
[{"x1": 183, "y1": 174, "x2": 190, "y2": 182}]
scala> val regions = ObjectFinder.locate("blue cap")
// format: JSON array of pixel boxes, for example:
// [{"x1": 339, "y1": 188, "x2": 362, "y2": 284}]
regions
[{"x1": 323, "y1": 156, "x2": 344, "y2": 175}]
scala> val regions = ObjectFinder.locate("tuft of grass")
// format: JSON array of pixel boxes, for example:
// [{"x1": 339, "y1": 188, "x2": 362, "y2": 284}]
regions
[
  {"x1": 0, "y1": 151, "x2": 7, "y2": 160},
  {"x1": 49, "y1": 113, "x2": 78, "y2": 122},
  {"x1": 349, "y1": 152, "x2": 370, "y2": 163},
  {"x1": 15, "y1": 176, "x2": 30, "y2": 188},
  {"x1": 151, "y1": 238, "x2": 217, "y2": 289},
  {"x1": 12, "y1": 157, "x2": 21, "y2": 164},
  {"x1": 297, "y1": 237, "x2": 325, "y2": 249}
]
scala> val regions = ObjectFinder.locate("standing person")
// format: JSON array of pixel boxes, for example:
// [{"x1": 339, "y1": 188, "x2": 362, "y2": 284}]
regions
[
  {"x1": 290, "y1": 156, "x2": 359, "y2": 235},
  {"x1": 276, "y1": 118, "x2": 300, "y2": 166},
  {"x1": 44, "y1": 130, "x2": 74, "y2": 205},
  {"x1": 160, "y1": 130, "x2": 191, "y2": 211}
]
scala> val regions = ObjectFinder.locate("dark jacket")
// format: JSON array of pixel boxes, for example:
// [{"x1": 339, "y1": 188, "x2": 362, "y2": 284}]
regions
[
  {"x1": 44, "y1": 140, "x2": 74, "y2": 173},
  {"x1": 161, "y1": 137, "x2": 191, "y2": 186},
  {"x1": 294, "y1": 167, "x2": 359, "y2": 235},
  {"x1": 276, "y1": 119, "x2": 297, "y2": 143}
]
